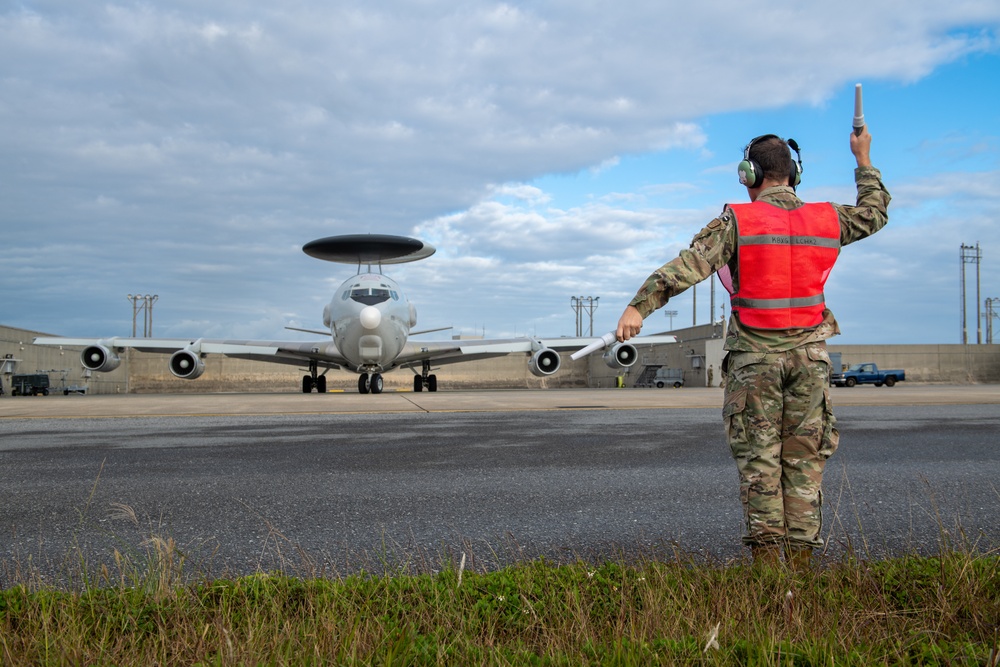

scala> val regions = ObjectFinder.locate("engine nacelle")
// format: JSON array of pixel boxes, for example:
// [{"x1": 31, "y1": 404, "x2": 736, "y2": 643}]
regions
[
  {"x1": 80, "y1": 345, "x2": 121, "y2": 372},
  {"x1": 169, "y1": 349, "x2": 206, "y2": 379},
  {"x1": 603, "y1": 342, "x2": 638, "y2": 369},
  {"x1": 528, "y1": 348, "x2": 562, "y2": 377}
]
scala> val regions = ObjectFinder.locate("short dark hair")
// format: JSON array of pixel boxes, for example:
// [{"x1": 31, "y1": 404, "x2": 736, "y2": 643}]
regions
[{"x1": 749, "y1": 136, "x2": 794, "y2": 185}]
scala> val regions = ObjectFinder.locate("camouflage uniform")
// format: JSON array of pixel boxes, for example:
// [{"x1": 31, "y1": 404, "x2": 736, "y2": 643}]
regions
[{"x1": 628, "y1": 166, "x2": 891, "y2": 550}]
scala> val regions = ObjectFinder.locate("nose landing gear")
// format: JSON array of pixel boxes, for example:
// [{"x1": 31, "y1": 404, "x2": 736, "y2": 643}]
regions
[{"x1": 358, "y1": 372, "x2": 384, "y2": 394}]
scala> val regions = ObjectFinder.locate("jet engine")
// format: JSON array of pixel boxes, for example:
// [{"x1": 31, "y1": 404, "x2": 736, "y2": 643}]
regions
[
  {"x1": 528, "y1": 348, "x2": 561, "y2": 377},
  {"x1": 169, "y1": 349, "x2": 206, "y2": 379},
  {"x1": 602, "y1": 342, "x2": 638, "y2": 369},
  {"x1": 80, "y1": 344, "x2": 121, "y2": 372}
]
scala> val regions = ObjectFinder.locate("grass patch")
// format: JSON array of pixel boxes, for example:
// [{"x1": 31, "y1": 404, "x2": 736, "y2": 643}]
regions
[{"x1": 2, "y1": 544, "x2": 998, "y2": 665}]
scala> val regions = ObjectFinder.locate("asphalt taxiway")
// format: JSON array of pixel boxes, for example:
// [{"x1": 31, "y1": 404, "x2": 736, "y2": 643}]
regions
[
  {"x1": 3, "y1": 384, "x2": 999, "y2": 418},
  {"x1": 1, "y1": 385, "x2": 998, "y2": 580}
]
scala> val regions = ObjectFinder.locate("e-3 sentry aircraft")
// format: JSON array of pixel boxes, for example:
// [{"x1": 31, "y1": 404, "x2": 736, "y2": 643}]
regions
[{"x1": 34, "y1": 234, "x2": 676, "y2": 394}]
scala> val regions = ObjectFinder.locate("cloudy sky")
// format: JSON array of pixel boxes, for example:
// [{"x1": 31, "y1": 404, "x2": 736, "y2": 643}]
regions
[{"x1": 3, "y1": 2, "x2": 999, "y2": 346}]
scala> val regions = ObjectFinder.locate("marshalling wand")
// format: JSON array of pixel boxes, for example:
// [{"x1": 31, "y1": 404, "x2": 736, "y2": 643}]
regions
[
  {"x1": 570, "y1": 331, "x2": 618, "y2": 361},
  {"x1": 853, "y1": 83, "x2": 865, "y2": 136}
]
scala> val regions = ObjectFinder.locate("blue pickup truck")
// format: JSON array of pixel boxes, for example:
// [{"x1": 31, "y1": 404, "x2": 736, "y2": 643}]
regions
[{"x1": 832, "y1": 363, "x2": 905, "y2": 388}]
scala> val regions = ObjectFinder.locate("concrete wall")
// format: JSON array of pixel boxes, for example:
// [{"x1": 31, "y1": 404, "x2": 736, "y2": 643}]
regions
[{"x1": 828, "y1": 344, "x2": 1000, "y2": 383}]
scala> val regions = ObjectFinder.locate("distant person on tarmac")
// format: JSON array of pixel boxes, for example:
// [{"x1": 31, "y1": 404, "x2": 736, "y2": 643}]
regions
[{"x1": 615, "y1": 128, "x2": 890, "y2": 568}]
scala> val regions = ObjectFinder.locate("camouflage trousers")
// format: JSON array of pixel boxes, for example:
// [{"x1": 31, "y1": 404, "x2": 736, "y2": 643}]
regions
[{"x1": 722, "y1": 343, "x2": 839, "y2": 549}]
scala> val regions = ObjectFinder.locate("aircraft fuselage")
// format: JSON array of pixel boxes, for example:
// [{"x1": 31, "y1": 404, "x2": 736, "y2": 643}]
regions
[{"x1": 324, "y1": 272, "x2": 415, "y2": 374}]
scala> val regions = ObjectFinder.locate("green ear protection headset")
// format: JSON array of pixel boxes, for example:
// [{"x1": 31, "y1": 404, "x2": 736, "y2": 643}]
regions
[{"x1": 737, "y1": 134, "x2": 803, "y2": 188}]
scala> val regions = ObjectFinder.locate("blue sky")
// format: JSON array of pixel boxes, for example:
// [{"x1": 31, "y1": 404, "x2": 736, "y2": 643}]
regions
[{"x1": 2, "y1": 3, "x2": 999, "y2": 346}]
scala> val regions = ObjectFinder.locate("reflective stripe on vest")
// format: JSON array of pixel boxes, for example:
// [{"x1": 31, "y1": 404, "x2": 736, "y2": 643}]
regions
[
  {"x1": 725, "y1": 201, "x2": 840, "y2": 330},
  {"x1": 740, "y1": 234, "x2": 841, "y2": 249}
]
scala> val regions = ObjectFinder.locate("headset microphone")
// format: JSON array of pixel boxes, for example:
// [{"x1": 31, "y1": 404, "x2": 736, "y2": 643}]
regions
[{"x1": 853, "y1": 83, "x2": 865, "y2": 136}]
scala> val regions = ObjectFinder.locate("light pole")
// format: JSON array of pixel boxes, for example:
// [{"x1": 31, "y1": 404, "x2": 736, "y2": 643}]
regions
[{"x1": 664, "y1": 310, "x2": 678, "y2": 331}]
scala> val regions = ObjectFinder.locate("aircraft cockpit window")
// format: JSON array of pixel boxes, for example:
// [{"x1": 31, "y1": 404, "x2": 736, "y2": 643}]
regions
[{"x1": 350, "y1": 287, "x2": 391, "y2": 305}]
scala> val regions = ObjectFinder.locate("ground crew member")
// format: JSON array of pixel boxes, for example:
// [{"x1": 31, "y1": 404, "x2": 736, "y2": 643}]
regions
[{"x1": 615, "y1": 127, "x2": 890, "y2": 567}]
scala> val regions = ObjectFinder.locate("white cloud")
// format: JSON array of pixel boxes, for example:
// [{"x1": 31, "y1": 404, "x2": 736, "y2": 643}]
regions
[{"x1": 1, "y1": 1, "x2": 998, "y2": 341}]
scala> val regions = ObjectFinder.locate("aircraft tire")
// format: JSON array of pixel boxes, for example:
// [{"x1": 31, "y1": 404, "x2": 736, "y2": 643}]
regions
[
  {"x1": 317, "y1": 375, "x2": 327, "y2": 393},
  {"x1": 428, "y1": 374, "x2": 437, "y2": 392},
  {"x1": 302, "y1": 375, "x2": 312, "y2": 393},
  {"x1": 371, "y1": 373, "x2": 384, "y2": 394},
  {"x1": 413, "y1": 375, "x2": 423, "y2": 392},
  {"x1": 358, "y1": 374, "x2": 370, "y2": 394}
]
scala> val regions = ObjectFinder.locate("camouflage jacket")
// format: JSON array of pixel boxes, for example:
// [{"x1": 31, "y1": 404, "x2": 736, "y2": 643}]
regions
[{"x1": 628, "y1": 166, "x2": 891, "y2": 352}]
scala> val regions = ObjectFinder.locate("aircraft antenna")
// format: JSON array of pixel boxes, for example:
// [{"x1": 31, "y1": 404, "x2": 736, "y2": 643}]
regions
[{"x1": 304, "y1": 234, "x2": 435, "y2": 268}]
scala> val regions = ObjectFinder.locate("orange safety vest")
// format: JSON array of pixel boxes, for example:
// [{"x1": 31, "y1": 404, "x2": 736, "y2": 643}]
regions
[{"x1": 719, "y1": 201, "x2": 841, "y2": 330}]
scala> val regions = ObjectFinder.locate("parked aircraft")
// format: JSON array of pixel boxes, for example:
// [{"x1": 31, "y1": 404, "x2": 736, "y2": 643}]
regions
[{"x1": 34, "y1": 234, "x2": 676, "y2": 394}]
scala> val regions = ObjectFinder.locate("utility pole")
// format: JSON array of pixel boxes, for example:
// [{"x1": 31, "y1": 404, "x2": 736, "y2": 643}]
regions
[
  {"x1": 692, "y1": 284, "x2": 697, "y2": 326},
  {"x1": 710, "y1": 275, "x2": 715, "y2": 325},
  {"x1": 145, "y1": 294, "x2": 158, "y2": 337},
  {"x1": 960, "y1": 244, "x2": 982, "y2": 344},
  {"x1": 127, "y1": 294, "x2": 159, "y2": 337},
  {"x1": 986, "y1": 297, "x2": 1000, "y2": 345},
  {"x1": 570, "y1": 296, "x2": 599, "y2": 337}
]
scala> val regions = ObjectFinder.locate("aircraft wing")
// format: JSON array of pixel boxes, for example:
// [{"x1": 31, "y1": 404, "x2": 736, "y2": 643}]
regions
[
  {"x1": 33, "y1": 332, "x2": 677, "y2": 384},
  {"x1": 32, "y1": 336, "x2": 351, "y2": 370},
  {"x1": 390, "y1": 333, "x2": 678, "y2": 370}
]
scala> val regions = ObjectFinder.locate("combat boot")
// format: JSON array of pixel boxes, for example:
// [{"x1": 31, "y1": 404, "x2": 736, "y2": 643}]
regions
[
  {"x1": 785, "y1": 546, "x2": 813, "y2": 573},
  {"x1": 750, "y1": 545, "x2": 782, "y2": 567}
]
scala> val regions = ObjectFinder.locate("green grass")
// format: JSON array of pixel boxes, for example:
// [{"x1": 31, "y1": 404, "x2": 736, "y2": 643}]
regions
[{"x1": 2, "y1": 540, "x2": 998, "y2": 666}]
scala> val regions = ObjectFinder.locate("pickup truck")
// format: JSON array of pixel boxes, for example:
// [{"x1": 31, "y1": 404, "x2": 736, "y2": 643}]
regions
[{"x1": 832, "y1": 363, "x2": 905, "y2": 388}]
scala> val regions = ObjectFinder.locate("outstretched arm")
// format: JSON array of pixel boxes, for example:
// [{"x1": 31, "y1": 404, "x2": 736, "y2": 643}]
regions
[{"x1": 840, "y1": 124, "x2": 890, "y2": 246}]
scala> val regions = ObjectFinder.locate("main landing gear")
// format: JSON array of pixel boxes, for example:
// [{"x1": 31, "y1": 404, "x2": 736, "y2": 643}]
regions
[
  {"x1": 358, "y1": 372, "x2": 384, "y2": 394},
  {"x1": 412, "y1": 359, "x2": 438, "y2": 392},
  {"x1": 302, "y1": 360, "x2": 328, "y2": 393}
]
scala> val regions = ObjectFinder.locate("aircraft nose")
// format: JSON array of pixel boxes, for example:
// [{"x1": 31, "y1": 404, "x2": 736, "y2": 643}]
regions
[{"x1": 360, "y1": 306, "x2": 382, "y2": 330}]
